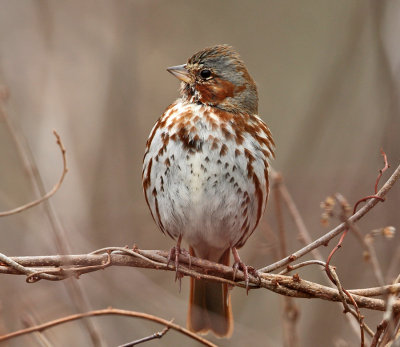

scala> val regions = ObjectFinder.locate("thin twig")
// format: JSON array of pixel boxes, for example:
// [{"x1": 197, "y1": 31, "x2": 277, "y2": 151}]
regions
[
  {"x1": 259, "y1": 163, "x2": 400, "y2": 273},
  {"x1": 374, "y1": 275, "x2": 400, "y2": 346},
  {"x1": 335, "y1": 193, "x2": 385, "y2": 287},
  {"x1": 323, "y1": 207, "x2": 368, "y2": 346},
  {"x1": 369, "y1": 320, "x2": 389, "y2": 347},
  {"x1": 325, "y1": 153, "x2": 391, "y2": 278},
  {"x1": 321, "y1": 154, "x2": 392, "y2": 347},
  {"x1": 118, "y1": 325, "x2": 171, "y2": 347},
  {"x1": 21, "y1": 312, "x2": 54, "y2": 347},
  {"x1": 278, "y1": 260, "x2": 327, "y2": 275},
  {"x1": 348, "y1": 225, "x2": 386, "y2": 288},
  {"x1": 0, "y1": 130, "x2": 68, "y2": 217},
  {"x1": 386, "y1": 243, "x2": 400, "y2": 283},
  {"x1": 362, "y1": 232, "x2": 385, "y2": 288},
  {"x1": 0, "y1": 91, "x2": 104, "y2": 346},
  {"x1": 375, "y1": 149, "x2": 390, "y2": 194},
  {"x1": 273, "y1": 175, "x2": 299, "y2": 347},
  {"x1": 271, "y1": 170, "x2": 364, "y2": 338},
  {"x1": 271, "y1": 170, "x2": 324, "y2": 262},
  {"x1": 0, "y1": 308, "x2": 216, "y2": 347},
  {"x1": 328, "y1": 267, "x2": 371, "y2": 344},
  {"x1": 274, "y1": 174, "x2": 288, "y2": 258}
]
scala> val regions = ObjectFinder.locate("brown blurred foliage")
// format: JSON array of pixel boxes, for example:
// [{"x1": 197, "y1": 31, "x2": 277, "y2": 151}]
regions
[{"x1": 0, "y1": 1, "x2": 399, "y2": 346}]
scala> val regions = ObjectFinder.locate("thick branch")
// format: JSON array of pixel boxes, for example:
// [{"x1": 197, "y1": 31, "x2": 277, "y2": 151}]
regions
[{"x1": 1, "y1": 249, "x2": 399, "y2": 313}]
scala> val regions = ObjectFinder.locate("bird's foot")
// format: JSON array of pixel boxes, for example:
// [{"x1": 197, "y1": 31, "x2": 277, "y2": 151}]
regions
[
  {"x1": 232, "y1": 247, "x2": 260, "y2": 294},
  {"x1": 167, "y1": 235, "x2": 191, "y2": 289}
]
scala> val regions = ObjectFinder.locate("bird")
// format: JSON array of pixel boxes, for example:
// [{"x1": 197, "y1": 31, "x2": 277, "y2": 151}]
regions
[{"x1": 142, "y1": 44, "x2": 274, "y2": 337}]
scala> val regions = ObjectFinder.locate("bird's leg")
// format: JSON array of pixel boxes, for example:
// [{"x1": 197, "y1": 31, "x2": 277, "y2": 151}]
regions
[
  {"x1": 167, "y1": 235, "x2": 191, "y2": 286},
  {"x1": 232, "y1": 247, "x2": 260, "y2": 294},
  {"x1": 167, "y1": 234, "x2": 182, "y2": 280}
]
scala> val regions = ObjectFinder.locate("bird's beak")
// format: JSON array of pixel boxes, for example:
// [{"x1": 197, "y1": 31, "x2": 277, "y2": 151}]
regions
[{"x1": 167, "y1": 64, "x2": 191, "y2": 83}]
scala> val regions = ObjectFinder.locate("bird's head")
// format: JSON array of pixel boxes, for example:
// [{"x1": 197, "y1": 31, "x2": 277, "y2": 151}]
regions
[{"x1": 167, "y1": 45, "x2": 258, "y2": 115}]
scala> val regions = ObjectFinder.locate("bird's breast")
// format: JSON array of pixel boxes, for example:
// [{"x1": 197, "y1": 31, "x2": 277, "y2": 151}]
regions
[{"x1": 142, "y1": 100, "x2": 274, "y2": 251}]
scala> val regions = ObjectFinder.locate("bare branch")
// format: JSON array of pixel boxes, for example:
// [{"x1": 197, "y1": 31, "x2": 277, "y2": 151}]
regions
[
  {"x1": 21, "y1": 312, "x2": 54, "y2": 347},
  {"x1": 271, "y1": 171, "x2": 366, "y2": 339},
  {"x1": 0, "y1": 248, "x2": 399, "y2": 314},
  {"x1": 0, "y1": 130, "x2": 68, "y2": 217},
  {"x1": 118, "y1": 325, "x2": 171, "y2": 347},
  {"x1": 348, "y1": 284, "x2": 400, "y2": 297},
  {"x1": 370, "y1": 275, "x2": 400, "y2": 346},
  {"x1": 271, "y1": 169, "x2": 324, "y2": 262},
  {"x1": 0, "y1": 308, "x2": 216, "y2": 347},
  {"x1": 259, "y1": 163, "x2": 400, "y2": 273},
  {"x1": 273, "y1": 175, "x2": 300, "y2": 347},
  {"x1": 328, "y1": 267, "x2": 372, "y2": 343},
  {"x1": 319, "y1": 154, "x2": 394, "y2": 347},
  {"x1": 375, "y1": 148, "x2": 390, "y2": 194},
  {"x1": 278, "y1": 260, "x2": 327, "y2": 275},
  {"x1": 0, "y1": 90, "x2": 103, "y2": 346}
]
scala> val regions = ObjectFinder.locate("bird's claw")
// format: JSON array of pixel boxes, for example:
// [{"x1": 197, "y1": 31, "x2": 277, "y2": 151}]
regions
[
  {"x1": 166, "y1": 236, "x2": 190, "y2": 291},
  {"x1": 232, "y1": 259, "x2": 250, "y2": 291},
  {"x1": 232, "y1": 247, "x2": 260, "y2": 294}
]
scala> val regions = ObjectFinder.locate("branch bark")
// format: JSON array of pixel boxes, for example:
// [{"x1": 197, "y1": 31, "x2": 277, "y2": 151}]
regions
[{"x1": 1, "y1": 249, "x2": 399, "y2": 313}]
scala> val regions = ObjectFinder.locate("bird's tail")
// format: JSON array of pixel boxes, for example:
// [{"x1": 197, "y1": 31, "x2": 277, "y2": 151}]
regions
[{"x1": 187, "y1": 247, "x2": 233, "y2": 337}]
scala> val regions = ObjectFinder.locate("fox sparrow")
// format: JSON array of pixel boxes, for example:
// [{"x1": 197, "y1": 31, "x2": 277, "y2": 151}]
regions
[{"x1": 142, "y1": 45, "x2": 274, "y2": 337}]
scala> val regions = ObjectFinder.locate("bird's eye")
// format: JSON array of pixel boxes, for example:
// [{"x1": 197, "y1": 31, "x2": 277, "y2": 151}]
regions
[{"x1": 200, "y1": 69, "x2": 212, "y2": 79}]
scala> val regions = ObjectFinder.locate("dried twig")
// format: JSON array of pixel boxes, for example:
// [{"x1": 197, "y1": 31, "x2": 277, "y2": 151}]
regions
[
  {"x1": 0, "y1": 90, "x2": 103, "y2": 346},
  {"x1": 325, "y1": 151, "x2": 391, "y2": 276},
  {"x1": 328, "y1": 267, "x2": 372, "y2": 345},
  {"x1": 321, "y1": 153, "x2": 392, "y2": 347},
  {"x1": 343, "y1": 220, "x2": 386, "y2": 288},
  {"x1": 369, "y1": 320, "x2": 389, "y2": 347},
  {"x1": 270, "y1": 169, "x2": 324, "y2": 262},
  {"x1": 0, "y1": 130, "x2": 68, "y2": 217},
  {"x1": 373, "y1": 275, "x2": 400, "y2": 346},
  {"x1": 21, "y1": 312, "x2": 54, "y2": 347},
  {"x1": 271, "y1": 171, "x2": 364, "y2": 338},
  {"x1": 273, "y1": 175, "x2": 299, "y2": 347},
  {"x1": 375, "y1": 149, "x2": 390, "y2": 194},
  {"x1": 0, "y1": 308, "x2": 216, "y2": 347},
  {"x1": 278, "y1": 260, "x2": 327, "y2": 275},
  {"x1": 259, "y1": 161, "x2": 400, "y2": 274},
  {"x1": 386, "y1": 243, "x2": 400, "y2": 283},
  {"x1": 118, "y1": 325, "x2": 171, "y2": 347}
]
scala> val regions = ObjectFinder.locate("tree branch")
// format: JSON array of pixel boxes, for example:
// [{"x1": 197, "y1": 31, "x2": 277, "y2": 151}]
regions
[
  {"x1": 118, "y1": 325, "x2": 170, "y2": 347},
  {"x1": 0, "y1": 248, "x2": 399, "y2": 313},
  {"x1": 0, "y1": 86, "x2": 104, "y2": 346},
  {"x1": 0, "y1": 130, "x2": 68, "y2": 217},
  {"x1": 259, "y1": 163, "x2": 400, "y2": 273},
  {"x1": 0, "y1": 308, "x2": 216, "y2": 347}
]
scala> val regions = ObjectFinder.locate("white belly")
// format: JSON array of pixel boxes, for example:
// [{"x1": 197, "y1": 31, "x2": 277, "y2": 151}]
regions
[{"x1": 143, "y1": 101, "x2": 272, "y2": 261}]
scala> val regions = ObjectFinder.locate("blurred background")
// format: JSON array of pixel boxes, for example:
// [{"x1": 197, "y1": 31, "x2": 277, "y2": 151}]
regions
[{"x1": 0, "y1": 1, "x2": 399, "y2": 346}]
